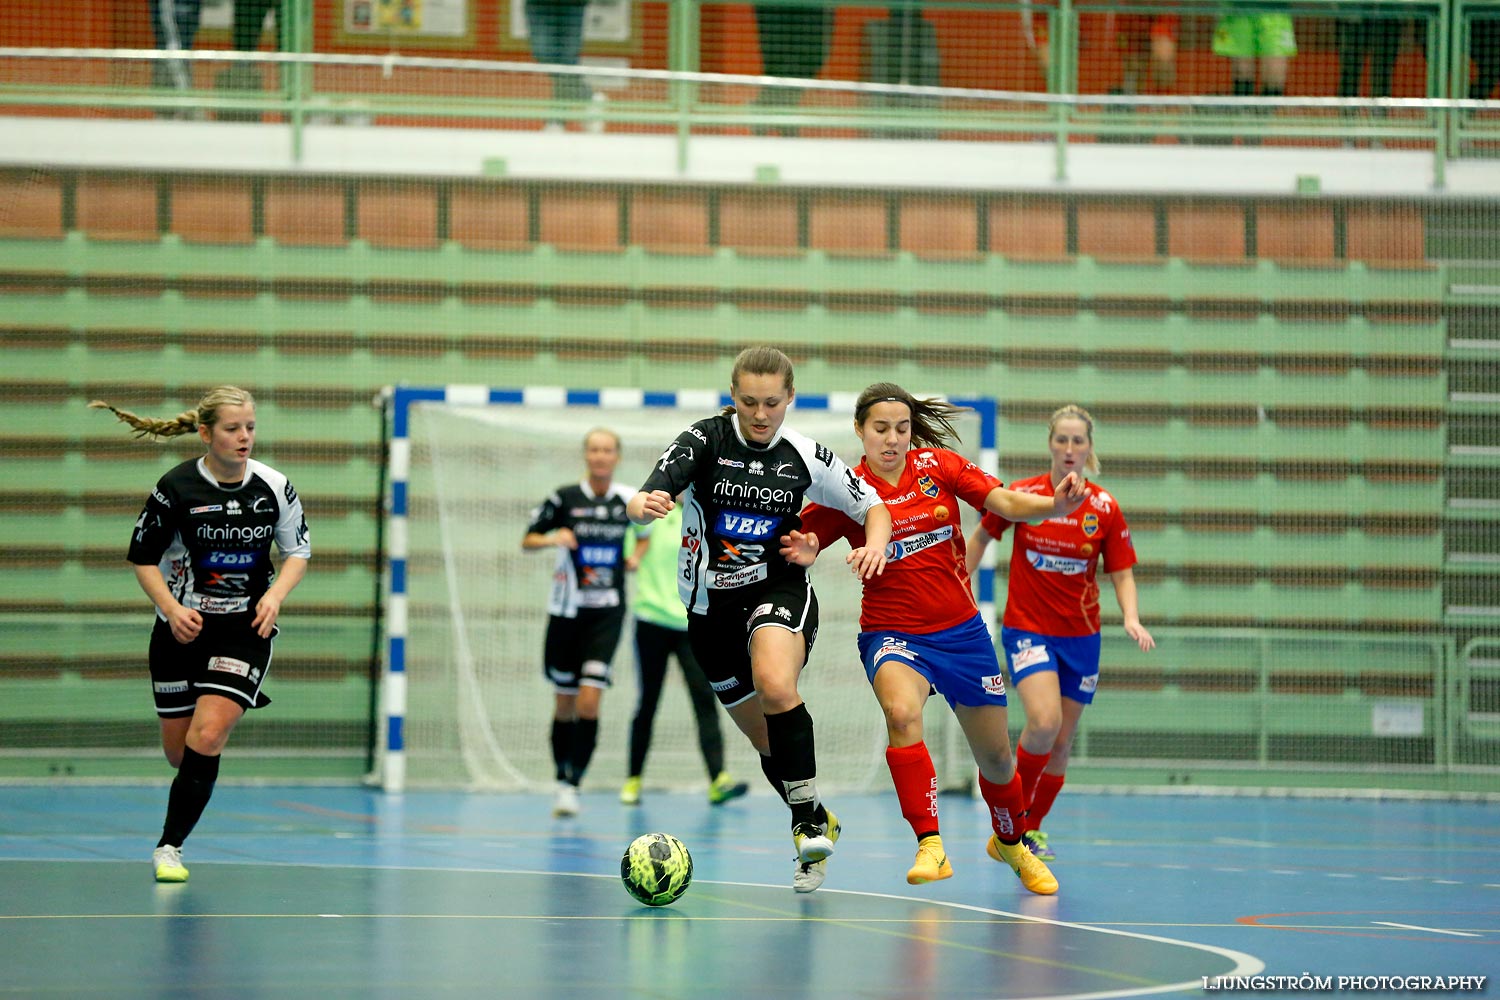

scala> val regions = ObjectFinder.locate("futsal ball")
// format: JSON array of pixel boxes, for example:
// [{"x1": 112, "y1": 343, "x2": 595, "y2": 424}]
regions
[{"x1": 621, "y1": 832, "x2": 693, "y2": 907}]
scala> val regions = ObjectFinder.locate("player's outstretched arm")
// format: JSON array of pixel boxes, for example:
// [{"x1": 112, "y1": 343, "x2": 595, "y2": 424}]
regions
[
  {"x1": 523, "y1": 526, "x2": 577, "y2": 550},
  {"x1": 848, "y1": 502, "x2": 891, "y2": 580},
  {"x1": 982, "y1": 472, "x2": 1087, "y2": 524},
  {"x1": 1109, "y1": 567, "x2": 1155, "y2": 652},
  {"x1": 253, "y1": 555, "x2": 307, "y2": 638},
  {"x1": 132, "y1": 563, "x2": 202, "y2": 644},
  {"x1": 780, "y1": 530, "x2": 819, "y2": 567},
  {"x1": 964, "y1": 527, "x2": 992, "y2": 576},
  {"x1": 627, "y1": 489, "x2": 674, "y2": 526}
]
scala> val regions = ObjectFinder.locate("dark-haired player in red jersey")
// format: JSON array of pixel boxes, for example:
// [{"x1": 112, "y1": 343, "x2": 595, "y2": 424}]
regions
[
  {"x1": 791, "y1": 383, "x2": 1085, "y2": 894},
  {"x1": 966, "y1": 404, "x2": 1155, "y2": 861}
]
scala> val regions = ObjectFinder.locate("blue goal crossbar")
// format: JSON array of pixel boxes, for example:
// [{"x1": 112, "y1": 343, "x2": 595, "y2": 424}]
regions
[{"x1": 377, "y1": 386, "x2": 998, "y2": 793}]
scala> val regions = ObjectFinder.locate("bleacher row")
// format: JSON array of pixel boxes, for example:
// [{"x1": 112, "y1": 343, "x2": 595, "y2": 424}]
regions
[
  {"x1": 0, "y1": 165, "x2": 1458, "y2": 699},
  {"x1": 1, "y1": 168, "x2": 1432, "y2": 264}
]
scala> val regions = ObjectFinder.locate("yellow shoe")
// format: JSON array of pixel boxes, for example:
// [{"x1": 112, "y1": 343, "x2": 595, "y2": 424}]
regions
[
  {"x1": 707, "y1": 772, "x2": 749, "y2": 805},
  {"x1": 153, "y1": 844, "x2": 189, "y2": 883},
  {"x1": 620, "y1": 776, "x2": 642, "y2": 806},
  {"x1": 987, "y1": 835, "x2": 1058, "y2": 895},
  {"x1": 791, "y1": 807, "x2": 840, "y2": 863},
  {"x1": 906, "y1": 835, "x2": 953, "y2": 885}
]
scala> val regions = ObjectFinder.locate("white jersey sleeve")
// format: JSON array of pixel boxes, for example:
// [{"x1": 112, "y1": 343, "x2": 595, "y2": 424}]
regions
[{"x1": 783, "y1": 429, "x2": 880, "y2": 523}]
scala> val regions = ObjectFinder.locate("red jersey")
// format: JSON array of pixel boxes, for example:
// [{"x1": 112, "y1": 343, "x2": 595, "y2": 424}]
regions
[
  {"x1": 979, "y1": 473, "x2": 1137, "y2": 637},
  {"x1": 801, "y1": 448, "x2": 1001, "y2": 634}
]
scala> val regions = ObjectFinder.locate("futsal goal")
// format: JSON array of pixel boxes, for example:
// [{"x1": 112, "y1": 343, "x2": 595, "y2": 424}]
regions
[{"x1": 377, "y1": 386, "x2": 996, "y2": 796}]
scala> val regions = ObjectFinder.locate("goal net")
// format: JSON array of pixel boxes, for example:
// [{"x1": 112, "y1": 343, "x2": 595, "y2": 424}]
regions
[{"x1": 382, "y1": 386, "x2": 991, "y2": 796}]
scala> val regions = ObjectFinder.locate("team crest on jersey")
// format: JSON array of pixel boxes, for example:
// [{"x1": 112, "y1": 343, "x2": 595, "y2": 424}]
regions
[
  {"x1": 917, "y1": 475, "x2": 939, "y2": 498},
  {"x1": 1082, "y1": 512, "x2": 1099, "y2": 537}
]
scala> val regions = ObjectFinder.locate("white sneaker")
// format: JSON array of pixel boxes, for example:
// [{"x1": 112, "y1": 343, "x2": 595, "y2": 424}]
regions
[
  {"x1": 153, "y1": 844, "x2": 188, "y2": 883},
  {"x1": 793, "y1": 858, "x2": 827, "y2": 893},
  {"x1": 552, "y1": 781, "x2": 580, "y2": 817}
]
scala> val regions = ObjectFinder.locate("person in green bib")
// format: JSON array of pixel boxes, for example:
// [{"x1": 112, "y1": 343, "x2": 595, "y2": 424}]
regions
[{"x1": 621, "y1": 499, "x2": 749, "y2": 808}]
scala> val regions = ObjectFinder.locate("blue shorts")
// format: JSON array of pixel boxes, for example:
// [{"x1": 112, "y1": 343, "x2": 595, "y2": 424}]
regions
[
  {"x1": 857, "y1": 613, "x2": 1008, "y2": 709},
  {"x1": 999, "y1": 627, "x2": 1101, "y2": 705}
]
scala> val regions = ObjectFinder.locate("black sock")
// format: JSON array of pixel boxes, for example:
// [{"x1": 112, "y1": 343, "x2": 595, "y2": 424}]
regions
[
  {"x1": 158, "y1": 746, "x2": 220, "y2": 849},
  {"x1": 551, "y1": 719, "x2": 576, "y2": 783},
  {"x1": 759, "y1": 752, "x2": 789, "y2": 804},
  {"x1": 764, "y1": 703, "x2": 820, "y2": 827},
  {"x1": 570, "y1": 718, "x2": 598, "y2": 786},
  {"x1": 1232, "y1": 78, "x2": 1256, "y2": 97}
]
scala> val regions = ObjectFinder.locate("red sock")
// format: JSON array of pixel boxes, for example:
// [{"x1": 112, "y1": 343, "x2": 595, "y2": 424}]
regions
[
  {"x1": 885, "y1": 742, "x2": 939, "y2": 839},
  {"x1": 977, "y1": 771, "x2": 1027, "y2": 844},
  {"x1": 1015, "y1": 746, "x2": 1050, "y2": 810},
  {"x1": 1027, "y1": 772, "x2": 1066, "y2": 832}
]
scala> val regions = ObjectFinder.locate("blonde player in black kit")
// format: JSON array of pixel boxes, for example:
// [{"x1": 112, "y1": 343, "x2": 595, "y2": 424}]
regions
[
  {"x1": 627, "y1": 346, "x2": 893, "y2": 892},
  {"x1": 524, "y1": 428, "x2": 647, "y2": 819},
  {"x1": 91, "y1": 387, "x2": 310, "y2": 883}
]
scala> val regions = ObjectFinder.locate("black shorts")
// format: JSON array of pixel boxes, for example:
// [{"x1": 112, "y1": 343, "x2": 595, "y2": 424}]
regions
[
  {"x1": 543, "y1": 606, "x2": 625, "y2": 692},
  {"x1": 687, "y1": 574, "x2": 819, "y2": 708},
  {"x1": 148, "y1": 613, "x2": 275, "y2": 717}
]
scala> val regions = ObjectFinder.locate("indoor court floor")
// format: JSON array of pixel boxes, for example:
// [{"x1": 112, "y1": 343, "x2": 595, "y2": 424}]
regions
[{"x1": 1, "y1": 785, "x2": 1495, "y2": 999}]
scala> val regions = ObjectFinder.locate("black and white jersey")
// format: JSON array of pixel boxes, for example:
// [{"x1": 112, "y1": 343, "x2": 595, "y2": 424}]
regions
[
  {"x1": 527, "y1": 482, "x2": 642, "y2": 617},
  {"x1": 639, "y1": 412, "x2": 880, "y2": 615},
  {"x1": 127, "y1": 457, "x2": 311, "y2": 617}
]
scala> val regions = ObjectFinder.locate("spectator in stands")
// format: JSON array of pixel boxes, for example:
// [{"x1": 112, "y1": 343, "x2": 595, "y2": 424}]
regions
[
  {"x1": 620, "y1": 492, "x2": 749, "y2": 810},
  {"x1": 1471, "y1": 16, "x2": 1500, "y2": 102},
  {"x1": 752, "y1": 5, "x2": 833, "y2": 135},
  {"x1": 90, "y1": 387, "x2": 311, "y2": 884},
  {"x1": 1337, "y1": 15, "x2": 1402, "y2": 107},
  {"x1": 523, "y1": 428, "x2": 646, "y2": 819},
  {"x1": 793, "y1": 383, "x2": 1083, "y2": 894},
  {"x1": 214, "y1": 0, "x2": 284, "y2": 120},
  {"x1": 149, "y1": 0, "x2": 204, "y2": 103},
  {"x1": 525, "y1": 0, "x2": 592, "y2": 130},
  {"x1": 626, "y1": 345, "x2": 892, "y2": 893},
  {"x1": 965, "y1": 404, "x2": 1154, "y2": 861},
  {"x1": 1212, "y1": 10, "x2": 1296, "y2": 132},
  {"x1": 1114, "y1": 6, "x2": 1179, "y2": 97}
]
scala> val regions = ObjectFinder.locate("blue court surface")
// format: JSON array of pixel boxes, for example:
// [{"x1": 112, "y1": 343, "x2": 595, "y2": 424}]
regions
[{"x1": 1, "y1": 786, "x2": 1495, "y2": 999}]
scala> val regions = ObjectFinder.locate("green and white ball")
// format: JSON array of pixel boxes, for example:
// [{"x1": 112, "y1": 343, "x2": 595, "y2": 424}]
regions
[{"x1": 621, "y1": 832, "x2": 693, "y2": 907}]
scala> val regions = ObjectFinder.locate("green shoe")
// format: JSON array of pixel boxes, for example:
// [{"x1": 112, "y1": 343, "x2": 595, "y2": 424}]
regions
[
  {"x1": 707, "y1": 772, "x2": 749, "y2": 805},
  {"x1": 1022, "y1": 829, "x2": 1055, "y2": 861},
  {"x1": 619, "y1": 776, "x2": 642, "y2": 806}
]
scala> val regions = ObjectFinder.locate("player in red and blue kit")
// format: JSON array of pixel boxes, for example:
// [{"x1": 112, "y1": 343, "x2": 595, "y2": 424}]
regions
[
  {"x1": 966, "y1": 404, "x2": 1155, "y2": 860},
  {"x1": 793, "y1": 383, "x2": 1085, "y2": 895}
]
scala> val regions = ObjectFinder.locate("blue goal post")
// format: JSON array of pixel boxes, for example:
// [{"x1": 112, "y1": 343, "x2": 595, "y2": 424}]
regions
[{"x1": 376, "y1": 385, "x2": 998, "y2": 793}]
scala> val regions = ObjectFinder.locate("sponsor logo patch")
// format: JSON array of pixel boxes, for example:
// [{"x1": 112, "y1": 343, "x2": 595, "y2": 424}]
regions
[
  {"x1": 710, "y1": 677, "x2": 739, "y2": 693},
  {"x1": 885, "y1": 526, "x2": 953, "y2": 562},
  {"x1": 1026, "y1": 549, "x2": 1088, "y2": 575},
  {"x1": 1079, "y1": 673, "x2": 1099, "y2": 693},
  {"x1": 981, "y1": 673, "x2": 1006, "y2": 695},
  {"x1": 1011, "y1": 644, "x2": 1049, "y2": 671},
  {"x1": 190, "y1": 505, "x2": 224, "y2": 514},
  {"x1": 710, "y1": 565, "x2": 769, "y2": 589},
  {"x1": 207, "y1": 656, "x2": 251, "y2": 677},
  {"x1": 153, "y1": 680, "x2": 190, "y2": 694}
]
